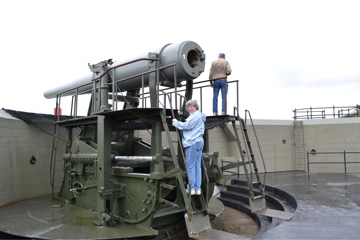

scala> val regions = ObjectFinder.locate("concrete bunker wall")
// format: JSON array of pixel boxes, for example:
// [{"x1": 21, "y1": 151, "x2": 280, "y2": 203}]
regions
[
  {"x1": 0, "y1": 116, "x2": 66, "y2": 206},
  {"x1": 2, "y1": 115, "x2": 360, "y2": 206},
  {"x1": 302, "y1": 118, "x2": 360, "y2": 173},
  {"x1": 138, "y1": 118, "x2": 360, "y2": 174}
]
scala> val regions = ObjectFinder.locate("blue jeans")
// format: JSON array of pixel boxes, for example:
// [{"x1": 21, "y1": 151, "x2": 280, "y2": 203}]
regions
[
  {"x1": 213, "y1": 79, "x2": 228, "y2": 114},
  {"x1": 185, "y1": 141, "x2": 204, "y2": 190}
]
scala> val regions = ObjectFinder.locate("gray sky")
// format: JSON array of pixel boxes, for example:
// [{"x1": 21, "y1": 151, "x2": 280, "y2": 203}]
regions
[{"x1": 1, "y1": 0, "x2": 359, "y2": 119}]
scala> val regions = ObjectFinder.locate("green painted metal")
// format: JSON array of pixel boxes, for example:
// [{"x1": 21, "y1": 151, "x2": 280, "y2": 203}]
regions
[{"x1": 47, "y1": 42, "x2": 222, "y2": 239}]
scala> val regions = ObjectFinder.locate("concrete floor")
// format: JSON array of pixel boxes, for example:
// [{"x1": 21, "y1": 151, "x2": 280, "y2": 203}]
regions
[
  {"x1": 1, "y1": 171, "x2": 359, "y2": 240},
  {"x1": 253, "y1": 171, "x2": 360, "y2": 240}
]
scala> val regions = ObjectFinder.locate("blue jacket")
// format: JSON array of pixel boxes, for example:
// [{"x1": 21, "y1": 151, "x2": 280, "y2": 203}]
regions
[{"x1": 172, "y1": 110, "x2": 206, "y2": 148}]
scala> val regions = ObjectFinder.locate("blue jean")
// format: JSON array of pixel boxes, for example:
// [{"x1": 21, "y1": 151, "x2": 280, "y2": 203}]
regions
[
  {"x1": 213, "y1": 79, "x2": 228, "y2": 114},
  {"x1": 185, "y1": 141, "x2": 204, "y2": 190}
]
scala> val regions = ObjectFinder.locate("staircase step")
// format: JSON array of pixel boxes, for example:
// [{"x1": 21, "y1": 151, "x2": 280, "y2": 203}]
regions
[
  {"x1": 216, "y1": 179, "x2": 297, "y2": 237},
  {"x1": 223, "y1": 185, "x2": 295, "y2": 213}
]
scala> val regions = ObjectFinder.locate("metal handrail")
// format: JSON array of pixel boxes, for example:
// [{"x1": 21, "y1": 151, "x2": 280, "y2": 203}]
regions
[
  {"x1": 141, "y1": 79, "x2": 239, "y2": 114},
  {"x1": 293, "y1": 105, "x2": 359, "y2": 120},
  {"x1": 221, "y1": 159, "x2": 240, "y2": 177},
  {"x1": 55, "y1": 58, "x2": 175, "y2": 118},
  {"x1": 307, "y1": 150, "x2": 360, "y2": 173}
]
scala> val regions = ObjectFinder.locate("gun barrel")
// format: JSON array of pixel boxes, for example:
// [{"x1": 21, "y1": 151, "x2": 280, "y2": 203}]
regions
[{"x1": 44, "y1": 41, "x2": 205, "y2": 99}]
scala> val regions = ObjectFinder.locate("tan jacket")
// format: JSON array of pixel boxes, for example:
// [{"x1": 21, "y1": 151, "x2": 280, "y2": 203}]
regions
[{"x1": 209, "y1": 57, "x2": 232, "y2": 80}]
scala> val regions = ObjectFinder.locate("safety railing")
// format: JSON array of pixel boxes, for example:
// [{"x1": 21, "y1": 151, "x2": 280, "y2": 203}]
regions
[
  {"x1": 54, "y1": 55, "x2": 240, "y2": 122},
  {"x1": 142, "y1": 79, "x2": 239, "y2": 115},
  {"x1": 293, "y1": 105, "x2": 359, "y2": 120},
  {"x1": 307, "y1": 150, "x2": 360, "y2": 173},
  {"x1": 54, "y1": 57, "x2": 175, "y2": 119},
  {"x1": 221, "y1": 158, "x2": 240, "y2": 177}
]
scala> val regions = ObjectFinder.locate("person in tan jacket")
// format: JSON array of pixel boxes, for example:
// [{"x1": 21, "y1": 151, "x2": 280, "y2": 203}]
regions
[{"x1": 209, "y1": 53, "x2": 232, "y2": 115}]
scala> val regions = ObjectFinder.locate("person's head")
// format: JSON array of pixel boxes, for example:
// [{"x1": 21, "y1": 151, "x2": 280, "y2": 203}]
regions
[
  {"x1": 186, "y1": 99, "x2": 199, "y2": 113},
  {"x1": 218, "y1": 53, "x2": 225, "y2": 59}
]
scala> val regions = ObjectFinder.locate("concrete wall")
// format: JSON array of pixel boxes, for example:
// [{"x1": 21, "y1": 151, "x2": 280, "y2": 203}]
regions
[
  {"x1": 2, "y1": 112, "x2": 360, "y2": 206},
  {"x1": 136, "y1": 119, "x2": 295, "y2": 173},
  {"x1": 303, "y1": 118, "x2": 360, "y2": 173},
  {"x1": 215, "y1": 118, "x2": 360, "y2": 174},
  {"x1": 242, "y1": 120, "x2": 295, "y2": 173},
  {"x1": 0, "y1": 114, "x2": 66, "y2": 206},
  {"x1": 137, "y1": 118, "x2": 360, "y2": 174}
]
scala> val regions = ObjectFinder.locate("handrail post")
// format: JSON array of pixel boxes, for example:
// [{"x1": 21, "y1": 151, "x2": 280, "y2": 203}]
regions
[
  {"x1": 174, "y1": 64, "x2": 177, "y2": 110},
  {"x1": 200, "y1": 87, "x2": 203, "y2": 112},
  {"x1": 343, "y1": 150, "x2": 347, "y2": 174},
  {"x1": 236, "y1": 80, "x2": 239, "y2": 111},
  {"x1": 307, "y1": 151, "x2": 310, "y2": 173}
]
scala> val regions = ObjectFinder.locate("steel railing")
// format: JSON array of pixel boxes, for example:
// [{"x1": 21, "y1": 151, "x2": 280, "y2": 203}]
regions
[
  {"x1": 293, "y1": 105, "x2": 359, "y2": 120},
  {"x1": 141, "y1": 79, "x2": 239, "y2": 115},
  {"x1": 307, "y1": 150, "x2": 360, "y2": 173}
]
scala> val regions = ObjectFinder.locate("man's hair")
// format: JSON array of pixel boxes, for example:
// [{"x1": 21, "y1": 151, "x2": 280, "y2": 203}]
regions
[{"x1": 186, "y1": 99, "x2": 199, "y2": 110}]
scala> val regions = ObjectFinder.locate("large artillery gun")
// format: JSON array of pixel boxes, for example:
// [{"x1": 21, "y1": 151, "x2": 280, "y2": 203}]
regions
[
  {"x1": 43, "y1": 40, "x2": 250, "y2": 239},
  {"x1": 0, "y1": 40, "x2": 296, "y2": 239}
]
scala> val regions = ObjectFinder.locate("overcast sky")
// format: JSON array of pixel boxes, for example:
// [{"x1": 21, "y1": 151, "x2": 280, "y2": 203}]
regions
[{"x1": 1, "y1": 0, "x2": 359, "y2": 120}]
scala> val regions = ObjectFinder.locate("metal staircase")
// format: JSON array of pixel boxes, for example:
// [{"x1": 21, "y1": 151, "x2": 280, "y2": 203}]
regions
[
  {"x1": 294, "y1": 121, "x2": 306, "y2": 171},
  {"x1": 221, "y1": 108, "x2": 295, "y2": 221},
  {"x1": 160, "y1": 94, "x2": 247, "y2": 239}
]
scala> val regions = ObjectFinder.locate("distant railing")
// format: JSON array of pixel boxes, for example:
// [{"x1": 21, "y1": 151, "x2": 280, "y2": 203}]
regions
[
  {"x1": 293, "y1": 105, "x2": 359, "y2": 120},
  {"x1": 307, "y1": 150, "x2": 360, "y2": 173}
]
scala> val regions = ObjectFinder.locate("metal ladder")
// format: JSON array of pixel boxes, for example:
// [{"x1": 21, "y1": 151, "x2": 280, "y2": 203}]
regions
[
  {"x1": 165, "y1": 115, "x2": 245, "y2": 239},
  {"x1": 49, "y1": 100, "x2": 62, "y2": 199},
  {"x1": 160, "y1": 94, "x2": 249, "y2": 238},
  {"x1": 229, "y1": 107, "x2": 295, "y2": 220},
  {"x1": 159, "y1": 94, "x2": 219, "y2": 238},
  {"x1": 225, "y1": 107, "x2": 267, "y2": 212}
]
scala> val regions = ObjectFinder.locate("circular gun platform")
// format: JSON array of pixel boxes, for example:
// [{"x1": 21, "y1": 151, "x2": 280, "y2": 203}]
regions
[{"x1": 0, "y1": 196, "x2": 259, "y2": 239}]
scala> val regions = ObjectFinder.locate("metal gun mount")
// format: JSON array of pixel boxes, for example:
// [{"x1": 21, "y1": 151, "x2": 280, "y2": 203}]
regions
[
  {"x1": 88, "y1": 59, "x2": 114, "y2": 74},
  {"x1": 42, "y1": 40, "x2": 288, "y2": 240},
  {"x1": 43, "y1": 40, "x2": 238, "y2": 239},
  {"x1": 0, "y1": 40, "x2": 294, "y2": 239}
]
